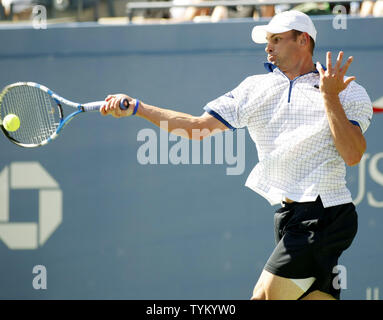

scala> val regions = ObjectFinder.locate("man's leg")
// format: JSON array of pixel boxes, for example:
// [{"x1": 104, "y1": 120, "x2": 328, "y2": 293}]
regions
[
  {"x1": 251, "y1": 270, "x2": 305, "y2": 300},
  {"x1": 251, "y1": 270, "x2": 336, "y2": 300},
  {"x1": 300, "y1": 290, "x2": 336, "y2": 300}
]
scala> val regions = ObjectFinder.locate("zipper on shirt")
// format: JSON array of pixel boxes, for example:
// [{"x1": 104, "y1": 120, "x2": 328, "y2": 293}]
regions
[
  {"x1": 288, "y1": 80, "x2": 294, "y2": 103},
  {"x1": 275, "y1": 67, "x2": 318, "y2": 103},
  {"x1": 288, "y1": 76, "x2": 308, "y2": 103}
]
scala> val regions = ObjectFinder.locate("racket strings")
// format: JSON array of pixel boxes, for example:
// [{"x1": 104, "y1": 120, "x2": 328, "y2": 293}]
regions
[
  {"x1": 30, "y1": 86, "x2": 56, "y2": 143},
  {"x1": 0, "y1": 85, "x2": 61, "y2": 145}
]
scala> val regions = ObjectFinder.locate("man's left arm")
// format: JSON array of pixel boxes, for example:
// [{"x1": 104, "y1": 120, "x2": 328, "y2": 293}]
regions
[{"x1": 317, "y1": 51, "x2": 367, "y2": 166}]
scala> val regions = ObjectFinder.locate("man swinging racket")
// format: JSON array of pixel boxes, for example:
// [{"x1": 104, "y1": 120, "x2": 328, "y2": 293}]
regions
[{"x1": 101, "y1": 11, "x2": 373, "y2": 299}]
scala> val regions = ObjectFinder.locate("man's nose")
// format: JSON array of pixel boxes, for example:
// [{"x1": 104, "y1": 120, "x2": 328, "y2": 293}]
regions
[{"x1": 265, "y1": 43, "x2": 273, "y2": 54}]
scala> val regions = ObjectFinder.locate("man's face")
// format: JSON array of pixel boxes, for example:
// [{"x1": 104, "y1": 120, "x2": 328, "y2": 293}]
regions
[{"x1": 265, "y1": 30, "x2": 301, "y2": 70}]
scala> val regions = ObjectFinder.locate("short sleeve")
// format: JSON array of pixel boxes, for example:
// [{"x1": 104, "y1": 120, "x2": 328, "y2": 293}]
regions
[
  {"x1": 203, "y1": 77, "x2": 252, "y2": 130},
  {"x1": 341, "y1": 81, "x2": 373, "y2": 134}
]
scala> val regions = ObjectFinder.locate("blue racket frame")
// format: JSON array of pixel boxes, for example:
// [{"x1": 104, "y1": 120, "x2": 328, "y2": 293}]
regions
[{"x1": 0, "y1": 82, "x2": 128, "y2": 148}]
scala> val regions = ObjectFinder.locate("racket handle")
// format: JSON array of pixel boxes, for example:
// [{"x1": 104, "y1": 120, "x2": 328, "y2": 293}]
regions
[
  {"x1": 83, "y1": 98, "x2": 129, "y2": 112},
  {"x1": 120, "y1": 98, "x2": 130, "y2": 110}
]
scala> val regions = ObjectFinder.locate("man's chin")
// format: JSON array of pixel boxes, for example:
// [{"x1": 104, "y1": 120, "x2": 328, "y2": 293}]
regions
[{"x1": 268, "y1": 57, "x2": 278, "y2": 65}]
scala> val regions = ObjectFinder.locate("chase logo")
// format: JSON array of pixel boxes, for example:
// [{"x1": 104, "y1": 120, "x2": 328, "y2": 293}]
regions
[{"x1": 0, "y1": 162, "x2": 62, "y2": 250}]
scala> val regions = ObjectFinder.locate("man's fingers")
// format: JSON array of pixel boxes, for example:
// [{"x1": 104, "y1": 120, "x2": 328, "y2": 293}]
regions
[
  {"x1": 100, "y1": 106, "x2": 107, "y2": 116},
  {"x1": 101, "y1": 94, "x2": 132, "y2": 117},
  {"x1": 104, "y1": 99, "x2": 111, "y2": 112},
  {"x1": 326, "y1": 51, "x2": 332, "y2": 73},
  {"x1": 340, "y1": 56, "x2": 353, "y2": 75},
  {"x1": 105, "y1": 98, "x2": 117, "y2": 114},
  {"x1": 334, "y1": 51, "x2": 344, "y2": 73},
  {"x1": 316, "y1": 61, "x2": 325, "y2": 76},
  {"x1": 344, "y1": 76, "x2": 356, "y2": 87}
]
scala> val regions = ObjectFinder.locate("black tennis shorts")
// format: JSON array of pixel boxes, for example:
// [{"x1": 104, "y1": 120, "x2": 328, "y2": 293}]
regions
[{"x1": 264, "y1": 196, "x2": 358, "y2": 299}]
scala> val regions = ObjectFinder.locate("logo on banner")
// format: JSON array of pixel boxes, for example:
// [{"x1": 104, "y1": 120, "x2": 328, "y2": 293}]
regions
[
  {"x1": 0, "y1": 162, "x2": 62, "y2": 250},
  {"x1": 353, "y1": 153, "x2": 383, "y2": 208},
  {"x1": 373, "y1": 96, "x2": 383, "y2": 113}
]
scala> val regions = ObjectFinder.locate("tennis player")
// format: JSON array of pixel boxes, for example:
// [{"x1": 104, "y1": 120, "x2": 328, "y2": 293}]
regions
[{"x1": 101, "y1": 10, "x2": 373, "y2": 300}]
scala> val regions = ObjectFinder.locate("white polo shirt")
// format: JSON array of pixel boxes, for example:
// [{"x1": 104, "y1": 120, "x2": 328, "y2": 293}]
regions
[{"x1": 204, "y1": 63, "x2": 373, "y2": 208}]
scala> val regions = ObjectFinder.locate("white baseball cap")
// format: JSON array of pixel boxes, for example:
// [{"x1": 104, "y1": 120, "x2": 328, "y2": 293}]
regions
[{"x1": 251, "y1": 10, "x2": 317, "y2": 44}]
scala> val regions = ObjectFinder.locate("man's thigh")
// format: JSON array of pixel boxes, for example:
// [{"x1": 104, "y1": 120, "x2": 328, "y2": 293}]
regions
[{"x1": 251, "y1": 270, "x2": 312, "y2": 300}]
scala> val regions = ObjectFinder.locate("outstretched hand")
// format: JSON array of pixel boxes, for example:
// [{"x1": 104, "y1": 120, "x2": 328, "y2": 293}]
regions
[{"x1": 316, "y1": 51, "x2": 356, "y2": 96}]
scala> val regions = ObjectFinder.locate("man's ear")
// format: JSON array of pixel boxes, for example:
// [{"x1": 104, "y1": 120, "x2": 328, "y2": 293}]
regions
[{"x1": 300, "y1": 32, "x2": 310, "y2": 47}]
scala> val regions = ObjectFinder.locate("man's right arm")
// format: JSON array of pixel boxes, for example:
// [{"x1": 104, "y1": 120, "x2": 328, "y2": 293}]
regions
[{"x1": 100, "y1": 94, "x2": 229, "y2": 140}]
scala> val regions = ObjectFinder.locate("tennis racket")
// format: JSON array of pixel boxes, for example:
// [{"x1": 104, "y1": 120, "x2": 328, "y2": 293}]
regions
[{"x1": 0, "y1": 82, "x2": 129, "y2": 148}]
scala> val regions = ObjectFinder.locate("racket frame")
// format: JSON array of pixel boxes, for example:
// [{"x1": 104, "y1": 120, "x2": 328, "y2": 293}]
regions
[{"x1": 0, "y1": 82, "x2": 117, "y2": 148}]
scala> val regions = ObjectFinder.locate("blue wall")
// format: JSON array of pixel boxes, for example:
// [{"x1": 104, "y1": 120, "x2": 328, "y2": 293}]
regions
[{"x1": 0, "y1": 16, "x2": 382, "y2": 299}]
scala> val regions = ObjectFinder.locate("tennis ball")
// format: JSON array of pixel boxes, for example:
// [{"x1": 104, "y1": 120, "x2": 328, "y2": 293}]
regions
[{"x1": 3, "y1": 114, "x2": 20, "y2": 132}]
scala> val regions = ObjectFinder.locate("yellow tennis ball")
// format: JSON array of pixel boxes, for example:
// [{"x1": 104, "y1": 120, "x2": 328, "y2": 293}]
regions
[{"x1": 3, "y1": 114, "x2": 20, "y2": 132}]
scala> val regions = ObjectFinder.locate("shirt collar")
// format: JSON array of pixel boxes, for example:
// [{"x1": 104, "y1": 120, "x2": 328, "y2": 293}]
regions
[
  {"x1": 264, "y1": 62, "x2": 277, "y2": 73},
  {"x1": 263, "y1": 62, "x2": 326, "y2": 74}
]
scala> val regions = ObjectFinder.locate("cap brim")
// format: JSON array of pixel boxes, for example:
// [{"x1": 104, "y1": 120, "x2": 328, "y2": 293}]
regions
[{"x1": 251, "y1": 25, "x2": 293, "y2": 44}]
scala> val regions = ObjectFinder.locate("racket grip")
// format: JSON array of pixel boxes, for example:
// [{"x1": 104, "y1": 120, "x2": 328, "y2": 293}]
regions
[{"x1": 120, "y1": 98, "x2": 130, "y2": 110}]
